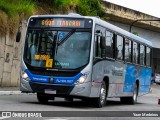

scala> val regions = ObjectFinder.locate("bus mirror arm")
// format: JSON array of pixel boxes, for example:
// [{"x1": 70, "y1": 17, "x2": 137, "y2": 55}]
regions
[{"x1": 16, "y1": 31, "x2": 21, "y2": 42}]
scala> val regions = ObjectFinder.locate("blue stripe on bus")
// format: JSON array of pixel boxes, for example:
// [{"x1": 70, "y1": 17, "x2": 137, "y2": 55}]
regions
[
  {"x1": 25, "y1": 69, "x2": 82, "y2": 85},
  {"x1": 123, "y1": 65, "x2": 152, "y2": 93}
]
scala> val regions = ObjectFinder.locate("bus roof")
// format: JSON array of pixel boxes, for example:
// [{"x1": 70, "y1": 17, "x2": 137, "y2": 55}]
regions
[{"x1": 29, "y1": 14, "x2": 152, "y2": 47}]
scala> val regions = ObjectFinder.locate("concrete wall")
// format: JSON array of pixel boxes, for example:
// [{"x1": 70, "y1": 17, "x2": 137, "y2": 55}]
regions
[{"x1": 0, "y1": 22, "x2": 26, "y2": 87}]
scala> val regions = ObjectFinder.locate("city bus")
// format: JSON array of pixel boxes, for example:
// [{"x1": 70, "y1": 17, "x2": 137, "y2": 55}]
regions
[{"x1": 16, "y1": 13, "x2": 152, "y2": 108}]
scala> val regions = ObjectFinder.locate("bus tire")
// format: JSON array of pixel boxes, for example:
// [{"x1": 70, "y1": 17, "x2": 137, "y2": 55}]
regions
[
  {"x1": 94, "y1": 81, "x2": 107, "y2": 108},
  {"x1": 37, "y1": 93, "x2": 49, "y2": 104},
  {"x1": 120, "y1": 84, "x2": 138, "y2": 104}
]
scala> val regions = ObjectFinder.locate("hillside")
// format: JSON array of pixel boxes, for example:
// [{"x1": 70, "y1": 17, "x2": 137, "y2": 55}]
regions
[{"x1": 0, "y1": 0, "x2": 105, "y2": 36}]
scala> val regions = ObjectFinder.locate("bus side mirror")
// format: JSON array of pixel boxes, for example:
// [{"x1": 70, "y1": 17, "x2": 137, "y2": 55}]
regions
[
  {"x1": 100, "y1": 36, "x2": 106, "y2": 49},
  {"x1": 16, "y1": 31, "x2": 21, "y2": 42}
]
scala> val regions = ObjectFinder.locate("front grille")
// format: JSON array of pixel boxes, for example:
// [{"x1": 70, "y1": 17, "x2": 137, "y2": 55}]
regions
[
  {"x1": 30, "y1": 82, "x2": 74, "y2": 94},
  {"x1": 29, "y1": 69, "x2": 79, "y2": 77}
]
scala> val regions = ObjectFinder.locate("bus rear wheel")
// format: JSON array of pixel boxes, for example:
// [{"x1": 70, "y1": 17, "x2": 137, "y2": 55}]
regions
[
  {"x1": 120, "y1": 84, "x2": 138, "y2": 104},
  {"x1": 93, "y1": 81, "x2": 107, "y2": 108},
  {"x1": 37, "y1": 93, "x2": 49, "y2": 104}
]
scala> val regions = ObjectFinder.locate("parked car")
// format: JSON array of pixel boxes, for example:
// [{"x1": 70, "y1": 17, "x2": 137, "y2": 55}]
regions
[{"x1": 153, "y1": 73, "x2": 160, "y2": 84}]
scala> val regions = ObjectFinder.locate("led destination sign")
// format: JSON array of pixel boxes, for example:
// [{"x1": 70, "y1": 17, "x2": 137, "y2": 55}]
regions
[
  {"x1": 28, "y1": 18, "x2": 92, "y2": 28},
  {"x1": 42, "y1": 19, "x2": 82, "y2": 27}
]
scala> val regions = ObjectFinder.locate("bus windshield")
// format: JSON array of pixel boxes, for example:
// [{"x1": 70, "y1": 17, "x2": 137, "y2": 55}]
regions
[{"x1": 24, "y1": 29, "x2": 91, "y2": 69}]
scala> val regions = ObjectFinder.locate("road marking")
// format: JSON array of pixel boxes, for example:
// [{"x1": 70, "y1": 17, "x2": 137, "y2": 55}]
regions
[{"x1": 45, "y1": 118, "x2": 68, "y2": 120}]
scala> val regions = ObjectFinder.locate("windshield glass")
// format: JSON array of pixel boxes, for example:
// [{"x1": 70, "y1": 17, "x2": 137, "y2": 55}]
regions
[{"x1": 24, "y1": 29, "x2": 91, "y2": 69}]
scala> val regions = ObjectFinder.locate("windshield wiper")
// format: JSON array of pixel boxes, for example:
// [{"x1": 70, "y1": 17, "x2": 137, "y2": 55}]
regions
[
  {"x1": 55, "y1": 29, "x2": 75, "y2": 55},
  {"x1": 57, "y1": 29, "x2": 75, "y2": 46}
]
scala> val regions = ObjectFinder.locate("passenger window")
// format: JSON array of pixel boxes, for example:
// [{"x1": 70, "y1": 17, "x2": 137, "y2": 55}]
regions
[
  {"x1": 133, "y1": 42, "x2": 139, "y2": 64},
  {"x1": 146, "y1": 47, "x2": 151, "y2": 67},
  {"x1": 95, "y1": 35, "x2": 101, "y2": 57},
  {"x1": 94, "y1": 25, "x2": 105, "y2": 58},
  {"x1": 105, "y1": 31, "x2": 113, "y2": 58},
  {"x1": 140, "y1": 45, "x2": 145, "y2": 65},
  {"x1": 125, "y1": 39, "x2": 132, "y2": 62},
  {"x1": 116, "y1": 35, "x2": 123, "y2": 60}
]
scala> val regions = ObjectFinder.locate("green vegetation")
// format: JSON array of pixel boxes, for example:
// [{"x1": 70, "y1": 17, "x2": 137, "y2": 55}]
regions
[
  {"x1": 0, "y1": 0, "x2": 105, "y2": 35},
  {"x1": 78, "y1": 0, "x2": 105, "y2": 17},
  {"x1": 51, "y1": 0, "x2": 105, "y2": 17},
  {"x1": 0, "y1": 0, "x2": 35, "y2": 17},
  {"x1": 0, "y1": 0, "x2": 35, "y2": 35},
  {"x1": 133, "y1": 31, "x2": 139, "y2": 36}
]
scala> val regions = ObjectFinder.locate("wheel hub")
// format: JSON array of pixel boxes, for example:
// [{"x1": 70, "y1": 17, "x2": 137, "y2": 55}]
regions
[{"x1": 100, "y1": 86, "x2": 106, "y2": 104}]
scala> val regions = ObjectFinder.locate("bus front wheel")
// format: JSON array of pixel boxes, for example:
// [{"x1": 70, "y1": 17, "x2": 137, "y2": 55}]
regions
[
  {"x1": 37, "y1": 93, "x2": 49, "y2": 104},
  {"x1": 93, "y1": 81, "x2": 107, "y2": 108},
  {"x1": 120, "y1": 84, "x2": 138, "y2": 104}
]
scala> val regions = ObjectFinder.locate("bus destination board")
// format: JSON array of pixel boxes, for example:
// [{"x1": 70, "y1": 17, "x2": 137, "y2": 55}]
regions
[{"x1": 28, "y1": 18, "x2": 92, "y2": 28}]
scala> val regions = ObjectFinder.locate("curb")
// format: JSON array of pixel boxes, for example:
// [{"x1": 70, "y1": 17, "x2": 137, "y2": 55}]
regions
[{"x1": 0, "y1": 91, "x2": 22, "y2": 95}]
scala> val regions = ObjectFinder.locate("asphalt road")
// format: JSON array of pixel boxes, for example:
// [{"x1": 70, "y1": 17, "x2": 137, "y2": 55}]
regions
[{"x1": 0, "y1": 84, "x2": 159, "y2": 120}]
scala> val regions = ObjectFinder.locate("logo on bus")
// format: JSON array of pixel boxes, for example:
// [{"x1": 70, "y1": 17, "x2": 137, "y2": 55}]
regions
[{"x1": 50, "y1": 78, "x2": 54, "y2": 83}]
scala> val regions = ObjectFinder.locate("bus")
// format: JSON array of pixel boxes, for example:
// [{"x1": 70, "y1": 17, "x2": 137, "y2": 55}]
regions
[{"x1": 16, "y1": 13, "x2": 152, "y2": 108}]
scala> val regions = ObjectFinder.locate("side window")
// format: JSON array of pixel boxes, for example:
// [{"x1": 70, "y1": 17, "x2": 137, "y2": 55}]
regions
[
  {"x1": 146, "y1": 47, "x2": 151, "y2": 67},
  {"x1": 94, "y1": 25, "x2": 105, "y2": 58},
  {"x1": 116, "y1": 35, "x2": 124, "y2": 60},
  {"x1": 125, "y1": 39, "x2": 132, "y2": 62},
  {"x1": 133, "y1": 42, "x2": 139, "y2": 64},
  {"x1": 95, "y1": 35, "x2": 101, "y2": 57},
  {"x1": 105, "y1": 31, "x2": 113, "y2": 58},
  {"x1": 140, "y1": 45, "x2": 145, "y2": 65}
]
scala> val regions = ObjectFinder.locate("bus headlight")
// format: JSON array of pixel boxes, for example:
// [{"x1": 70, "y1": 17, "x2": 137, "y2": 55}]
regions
[
  {"x1": 76, "y1": 73, "x2": 89, "y2": 84},
  {"x1": 22, "y1": 72, "x2": 29, "y2": 79}
]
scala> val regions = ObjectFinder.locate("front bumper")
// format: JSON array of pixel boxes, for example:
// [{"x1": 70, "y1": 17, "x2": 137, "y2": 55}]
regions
[
  {"x1": 155, "y1": 78, "x2": 160, "y2": 83},
  {"x1": 30, "y1": 82, "x2": 74, "y2": 94},
  {"x1": 20, "y1": 77, "x2": 91, "y2": 97}
]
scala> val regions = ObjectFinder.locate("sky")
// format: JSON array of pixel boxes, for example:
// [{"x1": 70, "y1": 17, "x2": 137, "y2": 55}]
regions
[{"x1": 104, "y1": 0, "x2": 160, "y2": 18}]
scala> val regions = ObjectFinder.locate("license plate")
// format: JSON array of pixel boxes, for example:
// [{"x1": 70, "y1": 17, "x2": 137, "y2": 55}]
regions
[{"x1": 45, "y1": 89, "x2": 56, "y2": 94}]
